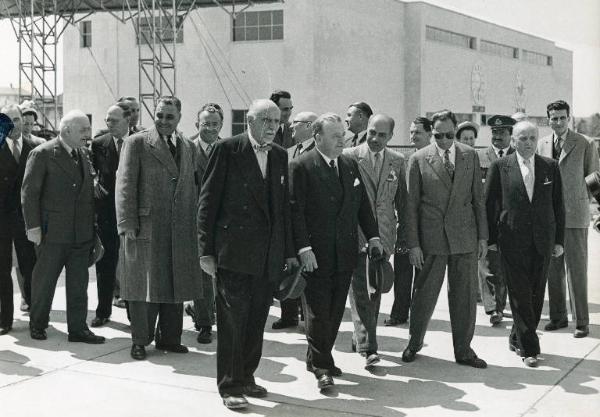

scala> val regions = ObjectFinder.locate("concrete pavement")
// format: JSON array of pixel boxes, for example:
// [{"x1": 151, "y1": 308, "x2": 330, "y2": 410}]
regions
[{"x1": 0, "y1": 228, "x2": 599, "y2": 416}]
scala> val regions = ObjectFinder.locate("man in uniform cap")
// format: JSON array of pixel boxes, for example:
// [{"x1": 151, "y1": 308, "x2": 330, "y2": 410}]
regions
[{"x1": 478, "y1": 115, "x2": 515, "y2": 326}]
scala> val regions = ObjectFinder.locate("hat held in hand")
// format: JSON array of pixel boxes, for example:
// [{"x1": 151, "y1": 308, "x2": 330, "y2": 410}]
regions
[
  {"x1": 365, "y1": 250, "x2": 393, "y2": 301},
  {"x1": 275, "y1": 262, "x2": 306, "y2": 301}
]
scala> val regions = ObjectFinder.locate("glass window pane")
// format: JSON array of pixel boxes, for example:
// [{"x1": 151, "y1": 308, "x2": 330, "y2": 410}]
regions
[
  {"x1": 235, "y1": 13, "x2": 245, "y2": 27},
  {"x1": 234, "y1": 27, "x2": 245, "y2": 42},
  {"x1": 246, "y1": 11, "x2": 258, "y2": 26},
  {"x1": 272, "y1": 25, "x2": 283, "y2": 40},
  {"x1": 272, "y1": 10, "x2": 283, "y2": 25},
  {"x1": 246, "y1": 27, "x2": 258, "y2": 41},
  {"x1": 259, "y1": 11, "x2": 271, "y2": 26},
  {"x1": 258, "y1": 26, "x2": 271, "y2": 41}
]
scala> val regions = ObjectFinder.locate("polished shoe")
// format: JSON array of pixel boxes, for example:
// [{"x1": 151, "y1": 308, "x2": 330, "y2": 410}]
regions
[
  {"x1": 155, "y1": 343, "x2": 189, "y2": 353},
  {"x1": 544, "y1": 319, "x2": 568, "y2": 331},
  {"x1": 197, "y1": 326, "x2": 212, "y2": 344},
  {"x1": 384, "y1": 317, "x2": 407, "y2": 326},
  {"x1": 90, "y1": 317, "x2": 110, "y2": 328},
  {"x1": 330, "y1": 366, "x2": 342, "y2": 377},
  {"x1": 402, "y1": 347, "x2": 417, "y2": 363},
  {"x1": 0, "y1": 326, "x2": 12, "y2": 335},
  {"x1": 490, "y1": 311, "x2": 503, "y2": 325},
  {"x1": 30, "y1": 327, "x2": 47, "y2": 340},
  {"x1": 243, "y1": 383, "x2": 267, "y2": 398},
  {"x1": 271, "y1": 318, "x2": 298, "y2": 330},
  {"x1": 113, "y1": 297, "x2": 127, "y2": 309},
  {"x1": 574, "y1": 325, "x2": 589, "y2": 338},
  {"x1": 365, "y1": 352, "x2": 380, "y2": 367},
  {"x1": 523, "y1": 356, "x2": 538, "y2": 367},
  {"x1": 456, "y1": 356, "x2": 487, "y2": 369},
  {"x1": 317, "y1": 374, "x2": 334, "y2": 390},
  {"x1": 131, "y1": 344, "x2": 146, "y2": 360},
  {"x1": 68, "y1": 329, "x2": 105, "y2": 344},
  {"x1": 222, "y1": 394, "x2": 248, "y2": 410}
]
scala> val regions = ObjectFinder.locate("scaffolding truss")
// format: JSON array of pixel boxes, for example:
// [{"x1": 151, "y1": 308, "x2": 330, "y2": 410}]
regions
[{"x1": 0, "y1": 0, "x2": 281, "y2": 128}]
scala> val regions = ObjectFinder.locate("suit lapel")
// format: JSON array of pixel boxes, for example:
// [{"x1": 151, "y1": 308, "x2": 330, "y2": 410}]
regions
[
  {"x1": 447, "y1": 146, "x2": 467, "y2": 205},
  {"x1": 531, "y1": 155, "x2": 547, "y2": 203},
  {"x1": 101, "y1": 135, "x2": 119, "y2": 171},
  {"x1": 560, "y1": 130, "x2": 576, "y2": 163},
  {"x1": 232, "y1": 134, "x2": 269, "y2": 218},
  {"x1": 357, "y1": 144, "x2": 378, "y2": 191},
  {"x1": 338, "y1": 156, "x2": 354, "y2": 213},
  {"x1": 0, "y1": 142, "x2": 18, "y2": 169},
  {"x1": 52, "y1": 140, "x2": 82, "y2": 183},
  {"x1": 425, "y1": 146, "x2": 452, "y2": 189},
  {"x1": 506, "y1": 154, "x2": 530, "y2": 203},
  {"x1": 376, "y1": 150, "x2": 394, "y2": 200},
  {"x1": 312, "y1": 150, "x2": 343, "y2": 198},
  {"x1": 487, "y1": 147, "x2": 497, "y2": 162},
  {"x1": 147, "y1": 128, "x2": 178, "y2": 177}
]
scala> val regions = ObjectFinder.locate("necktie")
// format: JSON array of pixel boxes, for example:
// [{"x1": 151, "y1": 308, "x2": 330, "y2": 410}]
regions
[
  {"x1": 329, "y1": 159, "x2": 337, "y2": 175},
  {"x1": 373, "y1": 152, "x2": 382, "y2": 181},
  {"x1": 444, "y1": 149, "x2": 454, "y2": 180},
  {"x1": 253, "y1": 143, "x2": 269, "y2": 179},
  {"x1": 295, "y1": 142, "x2": 303, "y2": 158},
  {"x1": 71, "y1": 149, "x2": 79, "y2": 164},
  {"x1": 352, "y1": 133, "x2": 359, "y2": 147},
  {"x1": 206, "y1": 143, "x2": 213, "y2": 154},
  {"x1": 253, "y1": 143, "x2": 272, "y2": 153},
  {"x1": 8, "y1": 138, "x2": 20, "y2": 163},
  {"x1": 166, "y1": 135, "x2": 176, "y2": 158},
  {"x1": 116, "y1": 138, "x2": 123, "y2": 157},
  {"x1": 498, "y1": 149, "x2": 504, "y2": 158},
  {"x1": 523, "y1": 158, "x2": 534, "y2": 201},
  {"x1": 554, "y1": 136, "x2": 563, "y2": 160}
]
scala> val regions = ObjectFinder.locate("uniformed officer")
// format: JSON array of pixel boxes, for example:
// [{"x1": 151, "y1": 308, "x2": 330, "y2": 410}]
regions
[{"x1": 478, "y1": 115, "x2": 516, "y2": 325}]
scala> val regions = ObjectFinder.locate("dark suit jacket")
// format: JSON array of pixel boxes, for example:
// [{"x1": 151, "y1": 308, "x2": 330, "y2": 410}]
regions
[
  {"x1": 273, "y1": 123, "x2": 294, "y2": 149},
  {"x1": 21, "y1": 138, "x2": 95, "y2": 244},
  {"x1": 0, "y1": 137, "x2": 41, "y2": 238},
  {"x1": 91, "y1": 133, "x2": 119, "y2": 225},
  {"x1": 197, "y1": 132, "x2": 295, "y2": 281},
  {"x1": 289, "y1": 149, "x2": 379, "y2": 274},
  {"x1": 485, "y1": 153, "x2": 565, "y2": 255}
]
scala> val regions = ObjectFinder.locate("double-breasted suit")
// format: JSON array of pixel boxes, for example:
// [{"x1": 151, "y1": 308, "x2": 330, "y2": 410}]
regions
[
  {"x1": 289, "y1": 149, "x2": 378, "y2": 375},
  {"x1": 115, "y1": 128, "x2": 202, "y2": 346},
  {"x1": 406, "y1": 142, "x2": 487, "y2": 361},
  {"x1": 537, "y1": 129, "x2": 598, "y2": 328},
  {"x1": 344, "y1": 144, "x2": 407, "y2": 354},
  {"x1": 0, "y1": 136, "x2": 41, "y2": 328},
  {"x1": 21, "y1": 138, "x2": 95, "y2": 334},
  {"x1": 91, "y1": 133, "x2": 121, "y2": 320},
  {"x1": 486, "y1": 153, "x2": 565, "y2": 356},
  {"x1": 197, "y1": 132, "x2": 294, "y2": 396}
]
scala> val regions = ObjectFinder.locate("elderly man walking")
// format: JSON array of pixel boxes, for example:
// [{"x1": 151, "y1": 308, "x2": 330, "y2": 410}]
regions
[{"x1": 116, "y1": 96, "x2": 202, "y2": 360}]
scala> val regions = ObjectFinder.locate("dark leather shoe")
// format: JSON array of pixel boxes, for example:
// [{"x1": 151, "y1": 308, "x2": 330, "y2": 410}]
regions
[
  {"x1": 523, "y1": 356, "x2": 538, "y2": 367},
  {"x1": 155, "y1": 343, "x2": 188, "y2": 353},
  {"x1": 574, "y1": 325, "x2": 589, "y2": 338},
  {"x1": 243, "y1": 383, "x2": 267, "y2": 398},
  {"x1": 384, "y1": 317, "x2": 407, "y2": 326},
  {"x1": 544, "y1": 319, "x2": 568, "y2": 331},
  {"x1": 509, "y1": 343, "x2": 522, "y2": 356},
  {"x1": 222, "y1": 394, "x2": 248, "y2": 410},
  {"x1": 197, "y1": 327, "x2": 212, "y2": 344},
  {"x1": 490, "y1": 311, "x2": 503, "y2": 325},
  {"x1": 68, "y1": 329, "x2": 105, "y2": 344},
  {"x1": 0, "y1": 326, "x2": 12, "y2": 335},
  {"x1": 271, "y1": 318, "x2": 298, "y2": 330},
  {"x1": 366, "y1": 352, "x2": 380, "y2": 367},
  {"x1": 90, "y1": 317, "x2": 110, "y2": 327},
  {"x1": 30, "y1": 328, "x2": 47, "y2": 340},
  {"x1": 330, "y1": 366, "x2": 342, "y2": 377},
  {"x1": 317, "y1": 374, "x2": 334, "y2": 390},
  {"x1": 402, "y1": 347, "x2": 417, "y2": 363},
  {"x1": 131, "y1": 344, "x2": 146, "y2": 360},
  {"x1": 457, "y1": 356, "x2": 487, "y2": 369}
]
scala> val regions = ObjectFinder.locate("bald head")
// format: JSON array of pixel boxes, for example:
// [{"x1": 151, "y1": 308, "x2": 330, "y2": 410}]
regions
[
  {"x1": 366, "y1": 113, "x2": 395, "y2": 153},
  {"x1": 512, "y1": 121, "x2": 539, "y2": 159},
  {"x1": 105, "y1": 105, "x2": 129, "y2": 139},
  {"x1": 291, "y1": 111, "x2": 318, "y2": 143},
  {"x1": 247, "y1": 99, "x2": 281, "y2": 144},
  {"x1": 60, "y1": 110, "x2": 91, "y2": 148}
]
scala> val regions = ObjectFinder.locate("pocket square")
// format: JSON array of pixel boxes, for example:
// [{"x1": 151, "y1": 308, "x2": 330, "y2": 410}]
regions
[
  {"x1": 281, "y1": 175, "x2": 285, "y2": 185},
  {"x1": 353, "y1": 178, "x2": 360, "y2": 187}
]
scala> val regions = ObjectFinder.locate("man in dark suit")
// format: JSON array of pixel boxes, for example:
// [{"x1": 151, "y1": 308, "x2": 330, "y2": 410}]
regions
[
  {"x1": 486, "y1": 121, "x2": 565, "y2": 367},
  {"x1": 404, "y1": 110, "x2": 488, "y2": 368},
  {"x1": 117, "y1": 96, "x2": 144, "y2": 135},
  {"x1": 0, "y1": 106, "x2": 40, "y2": 334},
  {"x1": 344, "y1": 102, "x2": 373, "y2": 148},
  {"x1": 289, "y1": 113, "x2": 382, "y2": 390},
  {"x1": 21, "y1": 110, "x2": 104, "y2": 344},
  {"x1": 197, "y1": 99, "x2": 298, "y2": 410},
  {"x1": 270, "y1": 90, "x2": 294, "y2": 149},
  {"x1": 272, "y1": 110, "x2": 318, "y2": 331},
  {"x1": 186, "y1": 102, "x2": 223, "y2": 344},
  {"x1": 89, "y1": 103, "x2": 130, "y2": 327}
]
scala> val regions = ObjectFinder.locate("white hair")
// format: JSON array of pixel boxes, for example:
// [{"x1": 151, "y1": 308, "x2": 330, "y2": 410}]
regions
[
  {"x1": 247, "y1": 99, "x2": 279, "y2": 119},
  {"x1": 513, "y1": 120, "x2": 538, "y2": 137},
  {"x1": 59, "y1": 110, "x2": 88, "y2": 131}
]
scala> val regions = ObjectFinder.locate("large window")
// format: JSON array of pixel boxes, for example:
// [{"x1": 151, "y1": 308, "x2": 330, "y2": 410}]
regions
[
  {"x1": 522, "y1": 50, "x2": 552, "y2": 66},
  {"x1": 80, "y1": 21, "x2": 92, "y2": 48},
  {"x1": 480, "y1": 40, "x2": 518, "y2": 59},
  {"x1": 137, "y1": 16, "x2": 184, "y2": 44},
  {"x1": 425, "y1": 26, "x2": 476, "y2": 50},
  {"x1": 231, "y1": 109, "x2": 248, "y2": 136},
  {"x1": 233, "y1": 10, "x2": 283, "y2": 42}
]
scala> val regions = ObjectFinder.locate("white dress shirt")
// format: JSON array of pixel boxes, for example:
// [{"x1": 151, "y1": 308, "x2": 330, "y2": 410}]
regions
[
  {"x1": 6, "y1": 135, "x2": 22, "y2": 160},
  {"x1": 435, "y1": 142, "x2": 456, "y2": 165},
  {"x1": 247, "y1": 131, "x2": 269, "y2": 178},
  {"x1": 492, "y1": 144, "x2": 510, "y2": 158},
  {"x1": 516, "y1": 152, "x2": 535, "y2": 201}
]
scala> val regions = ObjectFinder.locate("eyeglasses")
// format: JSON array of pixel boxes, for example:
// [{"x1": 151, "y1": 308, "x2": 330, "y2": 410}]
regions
[
  {"x1": 433, "y1": 132, "x2": 455, "y2": 140},
  {"x1": 199, "y1": 122, "x2": 221, "y2": 128},
  {"x1": 292, "y1": 120, "x2": 312, "y2": 127}
]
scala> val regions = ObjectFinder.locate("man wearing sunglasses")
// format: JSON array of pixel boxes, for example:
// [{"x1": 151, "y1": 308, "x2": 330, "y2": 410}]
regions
[{"x1": 403, "y1": 110, "x2": 488, "y2": 369}]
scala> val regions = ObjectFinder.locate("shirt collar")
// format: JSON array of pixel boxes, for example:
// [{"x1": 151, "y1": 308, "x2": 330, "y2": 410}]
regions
[
  {"x1": 58, "y1": 136, "x2": 73, "y2": 154},
  {"x1": 554, "y1": 129, "x2": 569, "y2": 142},
  {"x1": 491, "y1": 144, "x2": 510, "y2": 156},
  {"x1": 7, "y1": 134, "x2": 22, "y2": 145},
  {"x1": 248, "y1": 130, "x2": 270, "y2": 151},
  {"x1": 435, "y1": 142, "x2": 455, "y2": 157},
  {"x1": 316, "y1": 147, "x2": 337, "y2": 166},
  {"x1": 199, "y1": 138, "x2": 216, "y2": 153},
  {"x1": 516, "y1": 151, "x2": 533, "y2": 166}
]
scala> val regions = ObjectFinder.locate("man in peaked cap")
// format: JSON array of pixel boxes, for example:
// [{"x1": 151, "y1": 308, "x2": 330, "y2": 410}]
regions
[{"x1": 478, "y1": 115, "x2": 516, "y2": 327}]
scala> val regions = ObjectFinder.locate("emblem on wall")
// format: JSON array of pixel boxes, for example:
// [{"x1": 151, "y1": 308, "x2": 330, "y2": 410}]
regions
[
  {"x1": 514, "y1": 71, "x2": 526, "y2": 112},
  {"x1": 471, "y1": 63, "x2": 486, "y2": 112}
]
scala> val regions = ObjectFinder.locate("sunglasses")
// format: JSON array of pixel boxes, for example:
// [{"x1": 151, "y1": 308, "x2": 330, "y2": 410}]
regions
[{"x1": 433, "y1": 132, "x2": 455, "y2": 140}]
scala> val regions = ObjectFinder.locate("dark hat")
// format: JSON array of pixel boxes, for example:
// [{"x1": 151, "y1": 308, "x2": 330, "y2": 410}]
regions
[
  {"x1": 88, "y1": 233, "x2": 105, "y2": 267},
  {"x1": 0, "y1": 113, "x2": 14, "y2": 147},
  {"x1": 487, "y1": 115, "x2": 516, "y2": 129},
  {"x1": 349, "y1": 101, "x2": 373, "y2": 117},
  {"x1": 366, "y1": 254, "x2": 394, "y2": 301},
  {"x1": 275, "y1": 263, "x2": 306, "y2": 301}
]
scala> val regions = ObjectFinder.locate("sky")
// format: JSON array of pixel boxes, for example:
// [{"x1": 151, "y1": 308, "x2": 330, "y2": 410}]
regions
[{"x1": 0, "y1": 0, "x2": 598, "y2": 116}]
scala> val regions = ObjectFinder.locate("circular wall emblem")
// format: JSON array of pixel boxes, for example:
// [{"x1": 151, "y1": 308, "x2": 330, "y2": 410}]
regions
[{"x1": 471, "y1": 63, "x2": 486, "y2": 106}]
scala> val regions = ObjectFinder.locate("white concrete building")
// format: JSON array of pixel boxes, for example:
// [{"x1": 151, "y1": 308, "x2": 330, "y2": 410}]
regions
[{"x1": 62, "y1": 0, "x2": 572, "y2": 145}]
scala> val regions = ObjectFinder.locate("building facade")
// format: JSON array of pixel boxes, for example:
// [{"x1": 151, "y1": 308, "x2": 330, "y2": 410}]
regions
[{"x1": 62, "y1": 0, "x2": 572, "y2": 145}]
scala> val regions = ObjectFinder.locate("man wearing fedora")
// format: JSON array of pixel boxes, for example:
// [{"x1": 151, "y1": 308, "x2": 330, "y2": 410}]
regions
[
  {"x1": 343, "y1": 114, "x2": 407, "y2": 367},
  {"x1": 537, "y1": 100, "x2": 598, "y2": 338},
  {"x1": 477, "y1": 115, "x2": 516, "y2": 326}
]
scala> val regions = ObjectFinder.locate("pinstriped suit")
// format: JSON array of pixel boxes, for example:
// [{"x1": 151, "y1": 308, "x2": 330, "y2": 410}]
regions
[{"x1": 344, "y1": 144, "x2": 407, "y2": 353}]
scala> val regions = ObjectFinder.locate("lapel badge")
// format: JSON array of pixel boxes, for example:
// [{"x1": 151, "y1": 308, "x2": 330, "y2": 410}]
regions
[
  {"x1": 353, "y1": 177, "x2": 360, "y2": 187},
  {"x1": 386, "y1": 169, "x2": 397, "y2": 182}
]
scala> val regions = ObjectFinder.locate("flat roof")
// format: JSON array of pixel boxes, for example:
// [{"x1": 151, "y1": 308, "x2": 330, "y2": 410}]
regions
[{"x1": 0, "y1": 0, "x2": 281, "y2": 19}]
